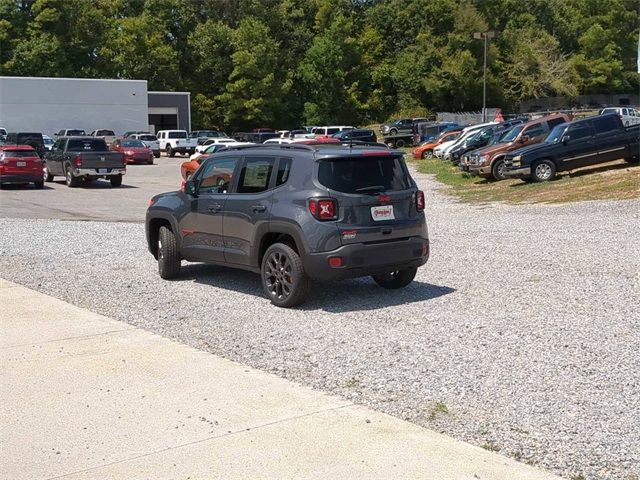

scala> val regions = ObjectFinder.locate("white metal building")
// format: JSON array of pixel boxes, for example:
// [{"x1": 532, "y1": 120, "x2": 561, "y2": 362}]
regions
[{"x1": 0, "y1": 76, "x2": 190, "y2": 136}]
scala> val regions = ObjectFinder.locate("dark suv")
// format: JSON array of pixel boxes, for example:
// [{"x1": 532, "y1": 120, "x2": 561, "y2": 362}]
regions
[{"x1": 146, "y1": 144, "x2": 429, "y2": 307}]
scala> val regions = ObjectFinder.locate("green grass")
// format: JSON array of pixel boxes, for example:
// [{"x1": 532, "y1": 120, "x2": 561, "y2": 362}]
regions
[{"x1": 409, "y1": 156, "x2": 640, "y2": 204}]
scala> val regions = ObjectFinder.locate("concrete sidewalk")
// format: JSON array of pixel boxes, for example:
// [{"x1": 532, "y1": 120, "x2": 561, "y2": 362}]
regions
[{"x1": 0, "y1": 278, "x2": 562, "y2": 480}]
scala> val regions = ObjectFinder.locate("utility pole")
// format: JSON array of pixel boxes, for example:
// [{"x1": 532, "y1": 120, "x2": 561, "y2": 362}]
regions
[{"x1": 473, "y1": 31, "x2": 495, "y2": 122}]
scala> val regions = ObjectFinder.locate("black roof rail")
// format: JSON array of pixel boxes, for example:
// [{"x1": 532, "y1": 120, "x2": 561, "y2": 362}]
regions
[{"x1": 218, "y1": 143, "x2": 316, "y2": 153}]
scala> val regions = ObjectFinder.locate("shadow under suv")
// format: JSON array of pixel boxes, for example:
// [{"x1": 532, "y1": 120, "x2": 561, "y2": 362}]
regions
[{"x1": 145, "y1": 143, "x2": 430, "y2": 307}]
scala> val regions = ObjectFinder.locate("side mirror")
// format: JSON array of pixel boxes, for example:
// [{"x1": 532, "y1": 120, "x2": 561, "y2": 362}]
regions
[
  {"x1": 519, "y1": 135, "x2": 529, "y2": 143},
  {"x1": 561, "y1": 135, "x2": 571, "y2": 145},
  {"x1": 184, "y1": 179, "x2": 198, "y2": 196}
]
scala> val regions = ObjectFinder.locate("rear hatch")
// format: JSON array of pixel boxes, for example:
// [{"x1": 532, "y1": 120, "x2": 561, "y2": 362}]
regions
[
  {"x1": 67, "y1": 138, "x2": 124, "y2": 169},
  {"x1": 0, "y1": 148, "x2": 42, "y2": 174},
  {"x1": 316, "y1": 152, "x2": 424, "y2": 245}
]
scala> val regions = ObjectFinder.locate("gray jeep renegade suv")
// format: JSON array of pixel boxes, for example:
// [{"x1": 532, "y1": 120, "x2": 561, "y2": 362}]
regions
[{"x1": 145, "y1": 143, "x2": 429, "y2": 307}]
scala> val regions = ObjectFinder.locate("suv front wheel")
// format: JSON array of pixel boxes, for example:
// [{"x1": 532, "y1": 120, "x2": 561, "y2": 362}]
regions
[
  {"x1": 372, "y1": 267, "x2": 417, "y2": 289},
  {"x1": 158, "y1": 226, "x2": 181, "y2": 279},
  {"x1": 261, "y1": 243, "x2": 310, "y2": 308}
]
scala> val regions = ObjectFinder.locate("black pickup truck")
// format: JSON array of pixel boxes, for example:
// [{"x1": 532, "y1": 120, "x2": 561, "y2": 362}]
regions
[
  {"x1": 503, "y1": 114, "x2": 640, "y2": 182},
  {"x1": 43, "y1": 137, "x2": 126, "y2": 187}
]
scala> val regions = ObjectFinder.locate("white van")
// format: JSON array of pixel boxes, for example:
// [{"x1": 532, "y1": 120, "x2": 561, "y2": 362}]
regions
[
  {"x1": 599, "y1": 107, "x2": 640, "y2": 126},
  {"x1": 311, "y1": 126, "x2": 355, "y2": 137}
]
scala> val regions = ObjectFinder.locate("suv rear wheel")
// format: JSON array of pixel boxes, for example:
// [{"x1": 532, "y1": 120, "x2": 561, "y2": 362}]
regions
[
  {"x1": 372, "y1": 267, "x2": 417, "y2": 289},
  {"x1": 166, "y1": 145, "x2": 174, "y2": 157},
  {"x1": 158, "y1": 226, "x2": 181, "y2": 279},
  {"x1": 261, "y1": 243, "x2": 310, "y2": 308},
  {"x1": 43, "y1": 163, "x2": 54, "y2": 182}
]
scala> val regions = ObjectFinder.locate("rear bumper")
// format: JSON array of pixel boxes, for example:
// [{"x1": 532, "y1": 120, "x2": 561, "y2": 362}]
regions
[
  {"x1": 76, "y1": 167, "x2": 126, "y2": 176},
  {"x1": 0, "y1": 173, "x2": 42, "y2": 184},
  {"x1": 503, "y1": 167, "x2": 531, "y2": 178},
  {"x1": 304, "y1": 237, "x2": 429, "y2": 281}
]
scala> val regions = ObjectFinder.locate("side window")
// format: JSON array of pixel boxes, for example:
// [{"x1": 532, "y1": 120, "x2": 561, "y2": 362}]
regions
[
  {"x1": 197, "y1": 157, "x2": 239, "y2": 194},
  {"x1": 327, "y1": 128, "x2": 340, "y2": 135},
  {"x1": 566, "y1": 123, "x2": 593, "y2": 141},
  {"x1": 524, "y1": 124, "x2": 545, "y2": 137},
  {"x1": 593, "y1": 116, "x2": 618, "y2": 134},
  {"x1": 276, "y1": 158, "x2": 292, "y2": 187},
  {"x1": 546, "y1": 117, "x2": 565, "y2": 129},
  {"x1": 236, "y1": 157, "x2": 275, "y2": 194}
]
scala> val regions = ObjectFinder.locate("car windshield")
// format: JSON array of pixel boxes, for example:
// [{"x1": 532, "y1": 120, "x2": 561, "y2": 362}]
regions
[
  {"x1": 545, "y1": 124, "x2": 568, "y2": 144},
  {"x1": 317, "y1": 155, "x2": 411, "y2": 193},
  {"x1": 43, "y1": 137, "x2": 54, "y2": 145},
  {"x1": 501, "y1": 125, "x2": 523, "y2": 142},
  {"x1": 67, "y1": 139, "x2": 108, "y2": 152},
  {"x1": 168, "y1": 132, "x2": 187, "y2": 139},
  {"x1": 139, "y1": 135, "x2": 157, "y2": 141},
  {"x1": 122, "y1": 140, "x2": 145, "y2": 148}
]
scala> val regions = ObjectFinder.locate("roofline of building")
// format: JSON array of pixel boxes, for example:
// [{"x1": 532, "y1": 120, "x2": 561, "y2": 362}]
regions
[
  {"x1": 0, "y1": 76, "x2": 148, "y2": 84},
  {"x1": 148, "y1": 91, "x2": 191, "y2": 95}
]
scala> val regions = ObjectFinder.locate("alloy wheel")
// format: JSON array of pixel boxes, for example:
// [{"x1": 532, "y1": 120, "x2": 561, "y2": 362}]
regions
[
  {"x1": 535, "y1": 163, "x2": 552, "y2": 180},
  {"x1": 264, "y1": 251, "x2": 293, "y2": 300}
]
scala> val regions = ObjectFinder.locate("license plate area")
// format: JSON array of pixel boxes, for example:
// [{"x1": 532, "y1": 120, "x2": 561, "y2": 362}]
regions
[
  {"x1": 371, "y1": 205, "x2": 394, "y2": 221},
  {"x1": 17, "y1": 161, "x2": 26, "y2": 167},
  {"x1": 98, "y1": 168, "x2": 108, "y2": 174}
]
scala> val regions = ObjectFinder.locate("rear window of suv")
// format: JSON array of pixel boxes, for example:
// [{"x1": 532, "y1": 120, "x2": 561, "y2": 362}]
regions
[
  {"x1": 168, "y1": 131, "x2": 187, "y2": 139},
  {"x1": 318, "y1": 155, "x2": 411, "y2": 193},
  {"x1": 1, "y1": 149, "x2": 36, "y2": 158}
]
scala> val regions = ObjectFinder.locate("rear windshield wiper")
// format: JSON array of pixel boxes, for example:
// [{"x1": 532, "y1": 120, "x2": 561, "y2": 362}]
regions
[{"x1": 355, "y1": 185, "x2": 385, "y2": 193}]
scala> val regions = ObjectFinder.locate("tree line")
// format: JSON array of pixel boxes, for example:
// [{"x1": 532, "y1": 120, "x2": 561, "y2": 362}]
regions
[{"x1": 1, "y1": 0, "x2": 638, "y2": 130}]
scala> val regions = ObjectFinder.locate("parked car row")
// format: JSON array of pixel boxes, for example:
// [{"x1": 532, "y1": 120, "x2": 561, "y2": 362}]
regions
[
  {"x1": 415, "y1": 113, "x2": 639, "y2": 182},
  {"x1": 0, "y1": 135, "x2": 128, "y2": 189}
]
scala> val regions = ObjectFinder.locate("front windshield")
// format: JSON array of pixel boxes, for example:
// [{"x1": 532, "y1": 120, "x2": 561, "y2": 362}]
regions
[
  {"x1": 545, "y1": 124, "x2": 567, "y2": 144},
  {"x1": 501, "y1": 125, "x2": 523, "y2": 142}
]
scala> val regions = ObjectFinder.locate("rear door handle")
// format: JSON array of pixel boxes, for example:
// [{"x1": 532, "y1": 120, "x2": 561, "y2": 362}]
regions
[
  {"x1": 208, "y1": 203, "x2": 223, "y2": 212},
  {"x1": 252, "y1": 205, "x2": 267, "y2": 212}
]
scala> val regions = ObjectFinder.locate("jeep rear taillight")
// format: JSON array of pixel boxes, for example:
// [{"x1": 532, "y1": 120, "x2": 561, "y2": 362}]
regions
[
  {"x1": 73, "y1": 155, "x2": 82, "y2": 167},
  {"x1": 309, "y1": 198, "x2": 337, "y2": 221},
  {"x1": 416, "y1": 190, "x2": 425, "y2": 212}
]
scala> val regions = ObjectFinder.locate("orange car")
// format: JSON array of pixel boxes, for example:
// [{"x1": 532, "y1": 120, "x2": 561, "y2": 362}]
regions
[{"x1": 412, "y1": 130, "x2": 461, "y2": 159}]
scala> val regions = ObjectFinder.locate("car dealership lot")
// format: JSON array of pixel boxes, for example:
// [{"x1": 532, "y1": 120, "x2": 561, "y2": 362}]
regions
[
  {"x1": 0, "y1": 154, "x2": 183, "y2": 222},
  {"x1": 1, "y1": 164, "x2": 639, "y2": 480}
]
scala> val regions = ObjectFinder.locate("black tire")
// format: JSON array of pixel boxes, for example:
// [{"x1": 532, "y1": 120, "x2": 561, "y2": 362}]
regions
[
  {"x1": 261, "y1": 243, "x2": 310, "y2": 308},
  {"x1": 158, "y1": 226, "x2": 181, "y2": 279},
  {"x1": 372, "y1": 267, "x2": 417, "y2": 289},
  {"x1": 147, "y1": 158, "x2": 154, "y2": 165},
  {"x1": 154, "y1": 151, "x2": 160, "y2": 158},
  {"x1": 43, "y1": 163, "x2": 54, "y2": 182},
  {"x1": 624, "y1": 156, "x2": 639, "y2": 164},
  {"x1": 33, "y1": 180, "x2": 44, "y2": 189},
  {"x1": 491, "y1": 158, "x2": 507, "y2": 181},
  {"x1": 389, "y1": 128, "x2": 398, "y2": 135},
  {"x1": 166, "y1": 145, "x2": 174, "y2": 157},
  {"x1": 65, "y1": 166, "x2": 80, "y2": 188},
  {"x1": 395, "y1": 139, "x2": 406, "y2": 148},
  {"x1": 421, "y1": 150, "x2": 433, "y2": 159},
  {"x1": 531, "y1": 159, "x2": 556, "y2": 182},
  {"x1": 110, "y1": 175, "x2": 123, "y2": 187}
]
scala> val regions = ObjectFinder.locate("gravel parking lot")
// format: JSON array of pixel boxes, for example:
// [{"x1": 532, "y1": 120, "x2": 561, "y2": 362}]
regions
[{"x1": 1, "y1": 164, "x2": 638, "y2": 480}]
